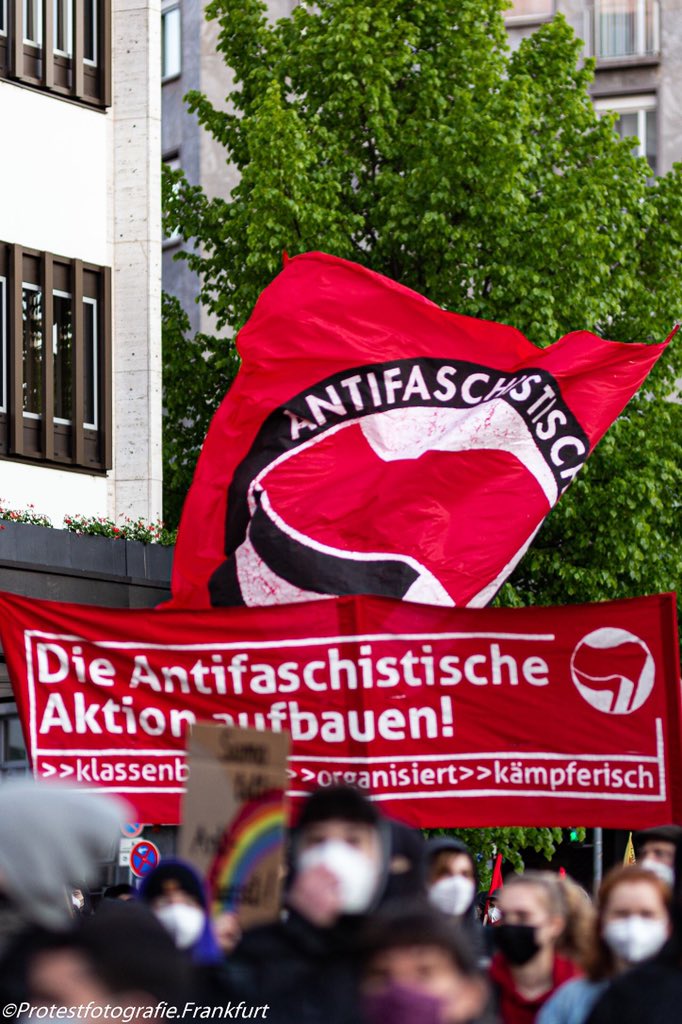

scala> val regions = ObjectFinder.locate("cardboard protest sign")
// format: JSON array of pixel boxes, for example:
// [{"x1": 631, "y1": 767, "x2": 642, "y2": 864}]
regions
[{"x1": 179, "y1": 723, "x2": 289, "y2": 929}]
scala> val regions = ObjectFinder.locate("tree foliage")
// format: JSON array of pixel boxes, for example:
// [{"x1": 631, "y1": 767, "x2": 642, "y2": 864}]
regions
[{"x1": 163, "y1": 0, "x2": 682, "y2": 865}]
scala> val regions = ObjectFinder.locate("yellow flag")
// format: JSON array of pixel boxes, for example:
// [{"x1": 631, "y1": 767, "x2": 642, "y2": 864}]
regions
[{"x1": 623, "y1": 832, "x2": 636, "y2": 865}]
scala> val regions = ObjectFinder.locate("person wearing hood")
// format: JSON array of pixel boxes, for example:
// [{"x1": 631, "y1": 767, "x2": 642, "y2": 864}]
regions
[
  {"x1": 138, "y1": 857, "x2": 233, "y2": 1004},
  {"x1": 0, "y1": 780, "x2": 126, "y2": 1006},
  {"x1": 426, "y1": 837, "x2": 486, "y2": 962},
  {"x1": 228, "y1": 784, "x2": 407, "y2": 1024}
]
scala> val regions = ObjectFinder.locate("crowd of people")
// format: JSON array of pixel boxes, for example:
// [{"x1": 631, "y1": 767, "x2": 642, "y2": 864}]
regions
[{"x1": 0, "y1": 779, "x2": 681, "y2": 1024}]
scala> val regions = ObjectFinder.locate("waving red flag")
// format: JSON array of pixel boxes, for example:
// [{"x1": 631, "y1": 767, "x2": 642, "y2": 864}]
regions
[{"x1": 170, "y1": 252, "x2": 672, "y2": 610}]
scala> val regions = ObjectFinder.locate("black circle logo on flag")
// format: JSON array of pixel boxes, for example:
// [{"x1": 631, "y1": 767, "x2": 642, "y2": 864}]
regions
[{"x1": 209, "y1": 358, "x2": 588, "y2": 608}]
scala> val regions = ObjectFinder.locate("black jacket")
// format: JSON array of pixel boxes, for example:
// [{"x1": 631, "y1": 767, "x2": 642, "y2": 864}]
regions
[
  {"x1": 586, "y1": 955, "x2": 682, "y2": 1024},
  {"x1": 227, "y1": 910, "x2": 365, "y2": 1024}
]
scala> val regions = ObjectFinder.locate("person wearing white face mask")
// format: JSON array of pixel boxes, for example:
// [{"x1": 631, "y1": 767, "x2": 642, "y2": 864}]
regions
[
  {"x1": 537, "y1": 865, "x2": 672, "y2": 1024},
  {"x1": 427, "y1": 838, "x2": 479, "y2": 918},
  {"x1": 633, "y1": 825, "x2": 682, "y2": 888},
  {"x1": 138, "y1": 857, "x2": 236, "y2": 1007},
  {"x1": 227, "y1": 785, "x2": 410, "y2": 1024},
  {"x1": 426, "y1": 838, "x2": 487, "y2": 964},
  {"x1": 139, "y1": 858, "x2": 221, "y2": 959},
  {"x1": 585, "y1": 835, "x2": 682, "y2": 1024}
]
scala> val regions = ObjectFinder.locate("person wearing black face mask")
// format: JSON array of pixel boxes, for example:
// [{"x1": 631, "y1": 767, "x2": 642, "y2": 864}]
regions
[{"x1": 489, "y1": 872, "x2": 593, "y2": 1024}]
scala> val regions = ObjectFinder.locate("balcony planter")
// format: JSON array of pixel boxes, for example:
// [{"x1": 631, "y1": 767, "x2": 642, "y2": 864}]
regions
[{"x1": 0, "y1": 519, "x2": 173, "y2": 584}]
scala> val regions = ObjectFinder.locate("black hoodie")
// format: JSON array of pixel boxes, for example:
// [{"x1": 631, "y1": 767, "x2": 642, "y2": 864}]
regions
[{"x1": 227, "y1": 787, "x2": 425, "y2": 1024}]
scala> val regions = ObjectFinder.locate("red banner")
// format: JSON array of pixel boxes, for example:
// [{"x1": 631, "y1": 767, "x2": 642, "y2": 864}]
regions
[
  {"x1": 0, "y1": 590, "x2": 679, "y2": 828},
  {"x1": 170, "y1": 252, "x2": 672, "y2": 611}
]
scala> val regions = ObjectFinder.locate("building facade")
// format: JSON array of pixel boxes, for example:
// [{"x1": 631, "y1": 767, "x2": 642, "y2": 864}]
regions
[
  {"x1": 161, "y1": 0, "x2": 296, "y2": 336},
  {"x1": 0, "y1": 0, "x2": 163, "y2": 526},
  {"x1": 0, "y1": 0, "x2": 165, "y2": 773},
  {"x1": 162, "y1": 1, "x2": 682, "y2": 335},
  {"x1": 506, "y1": 0, "x2": 682, "y2": 177}
]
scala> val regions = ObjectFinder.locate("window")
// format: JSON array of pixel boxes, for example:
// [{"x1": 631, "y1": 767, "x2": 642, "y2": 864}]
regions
[
  {"x1": 0, "y1": 709, "x2": 29, "y2": 779},
  {"x1": 83, "y1": 297, "x2": 98, "y2": 428},
  {"x1": 0, "y1": 277, "x2": 5, "y2": 415},
  {"x1": 163, "y1": 153, "x2": 183, "y2": 247},
  {"x1": 53, "y1": 290, "x2": 73, "y2": 423},
  {"x1": 505, "y1": 0, "x2": 552, "y2": 18},
  {"x1": 53, "y1": 0, "x2": 72, "y2": 56},
  {"x1": 23, "y1": 0, "x2": 42, "y2": 45},
  {"x1": 0, "y1": 0, "x2": 110, "y2": 106},
  {"x1": 162, "y1": 1, "x2": 181, "y2": 81},
  {"x1": 594, "y1": 95, "x2": 657, "y2": 176},
  {"x1": 22, "y1": 284, "x2": 43, "y2": 417},
  {"x1": 590, "y1": 1, "x2": 660, "y2": 60},
  {"x1": 84, "y1": 0, "x2": 97, "y2": 64},
  {"x1": 0, "y1": 242, "x2": 111, "y2": 471}
]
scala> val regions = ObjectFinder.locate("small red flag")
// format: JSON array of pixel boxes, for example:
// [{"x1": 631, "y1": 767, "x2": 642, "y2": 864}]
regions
[
  {"x1": 484, "y1": 852, "x2": 504, "y2": 923},
  {"x1": 489, "y1": 852, "x2": 504, "y2": 894}
]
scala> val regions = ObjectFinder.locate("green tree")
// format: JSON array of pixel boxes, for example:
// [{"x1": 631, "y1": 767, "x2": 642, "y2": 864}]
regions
[{"x1": 163, "y1": 0, "x2": 682, "y2": 866}]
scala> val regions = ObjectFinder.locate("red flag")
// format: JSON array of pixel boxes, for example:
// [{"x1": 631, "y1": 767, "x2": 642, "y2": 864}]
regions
[
  {"x1": 490, "y1": 853, "x2": 504, "y2": 893},
  {"x1": 485, "y1": 853, "x2": 504, "y2": 922},
  {"x1": 170, "y1": 252, "x2": 672, "y2": 610}
]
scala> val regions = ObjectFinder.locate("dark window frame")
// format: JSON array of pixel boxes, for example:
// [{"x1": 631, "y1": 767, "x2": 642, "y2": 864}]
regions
[
  {"x1": 0, "y1": 0, "x2": 111, "y2": 108},
  {"x1": 161, "y1": 0, "x2": 181, "y2": 83},
  {"x1": 0, "y1": 704, "x2": 30, "y2": 779},
  {"x1": 0, "y1": 241, "x2": 112, "y2": 472}
]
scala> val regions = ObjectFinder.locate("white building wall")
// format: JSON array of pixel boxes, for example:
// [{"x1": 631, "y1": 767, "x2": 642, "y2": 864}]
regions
[
  {"x1": 0, "y1": 460, "x2": 107, "y2": 525},
  {"x1": 0, "y1": 85, "x2": 111, "y2": 266},
  {"x1": 0, "y1": 0, "x2": 162, "y2": 528}
]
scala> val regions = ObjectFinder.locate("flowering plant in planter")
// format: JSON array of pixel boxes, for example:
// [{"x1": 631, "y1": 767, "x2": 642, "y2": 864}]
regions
[
  {"x1": 64, "y1": 514, "x2": 177, "y2": 546},
  {"x1": 0, "y1": 501, "x2": 53, "y2": 528}
]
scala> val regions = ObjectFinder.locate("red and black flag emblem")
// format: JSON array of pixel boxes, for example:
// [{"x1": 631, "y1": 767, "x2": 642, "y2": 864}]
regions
[{"x1": 170, "y1": 253, "x2": 670, "y2": 610}]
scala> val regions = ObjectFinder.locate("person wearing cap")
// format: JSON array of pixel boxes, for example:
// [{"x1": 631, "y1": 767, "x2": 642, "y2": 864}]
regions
[
  {"x1": 633, "y1": 826, "x2": 682, "y2": 887},
  {"x1": 228, "y1": 784, "x2": 416, "y2": 1024},
  {"x1": 101, "y1": 883, "x2": 136, "y2": 903}
]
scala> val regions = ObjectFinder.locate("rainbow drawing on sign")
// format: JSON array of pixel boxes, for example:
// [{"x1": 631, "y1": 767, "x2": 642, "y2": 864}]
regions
[{"x1": 207, "y1": 790, "x2": 285, "y2": 913}]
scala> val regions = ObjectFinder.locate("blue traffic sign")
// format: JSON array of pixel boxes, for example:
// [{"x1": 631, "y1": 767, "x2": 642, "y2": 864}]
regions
[
  {"x1": 121, "y1": 822, "x2": 144, "y2": 838},
  {"x1": 130, "y1": 840, "x2": 160, "y2": 877}
]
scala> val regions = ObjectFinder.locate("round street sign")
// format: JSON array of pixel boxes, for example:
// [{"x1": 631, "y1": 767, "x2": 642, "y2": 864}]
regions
[
  {"x1": 129, "y1": 840, "x2": 161, "y2": 878},
  {"x1": 120, "y1": 822, "x2": 144, "y2": 839}
]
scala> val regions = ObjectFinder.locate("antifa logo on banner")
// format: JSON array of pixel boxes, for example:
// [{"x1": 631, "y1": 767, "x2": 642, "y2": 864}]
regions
[
  {"x1": 209, "y1": 358, "x2": 589, "y2": 608},
  {"x1": 570, "y1": 628, "x2": 656, "y2": 715}
]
